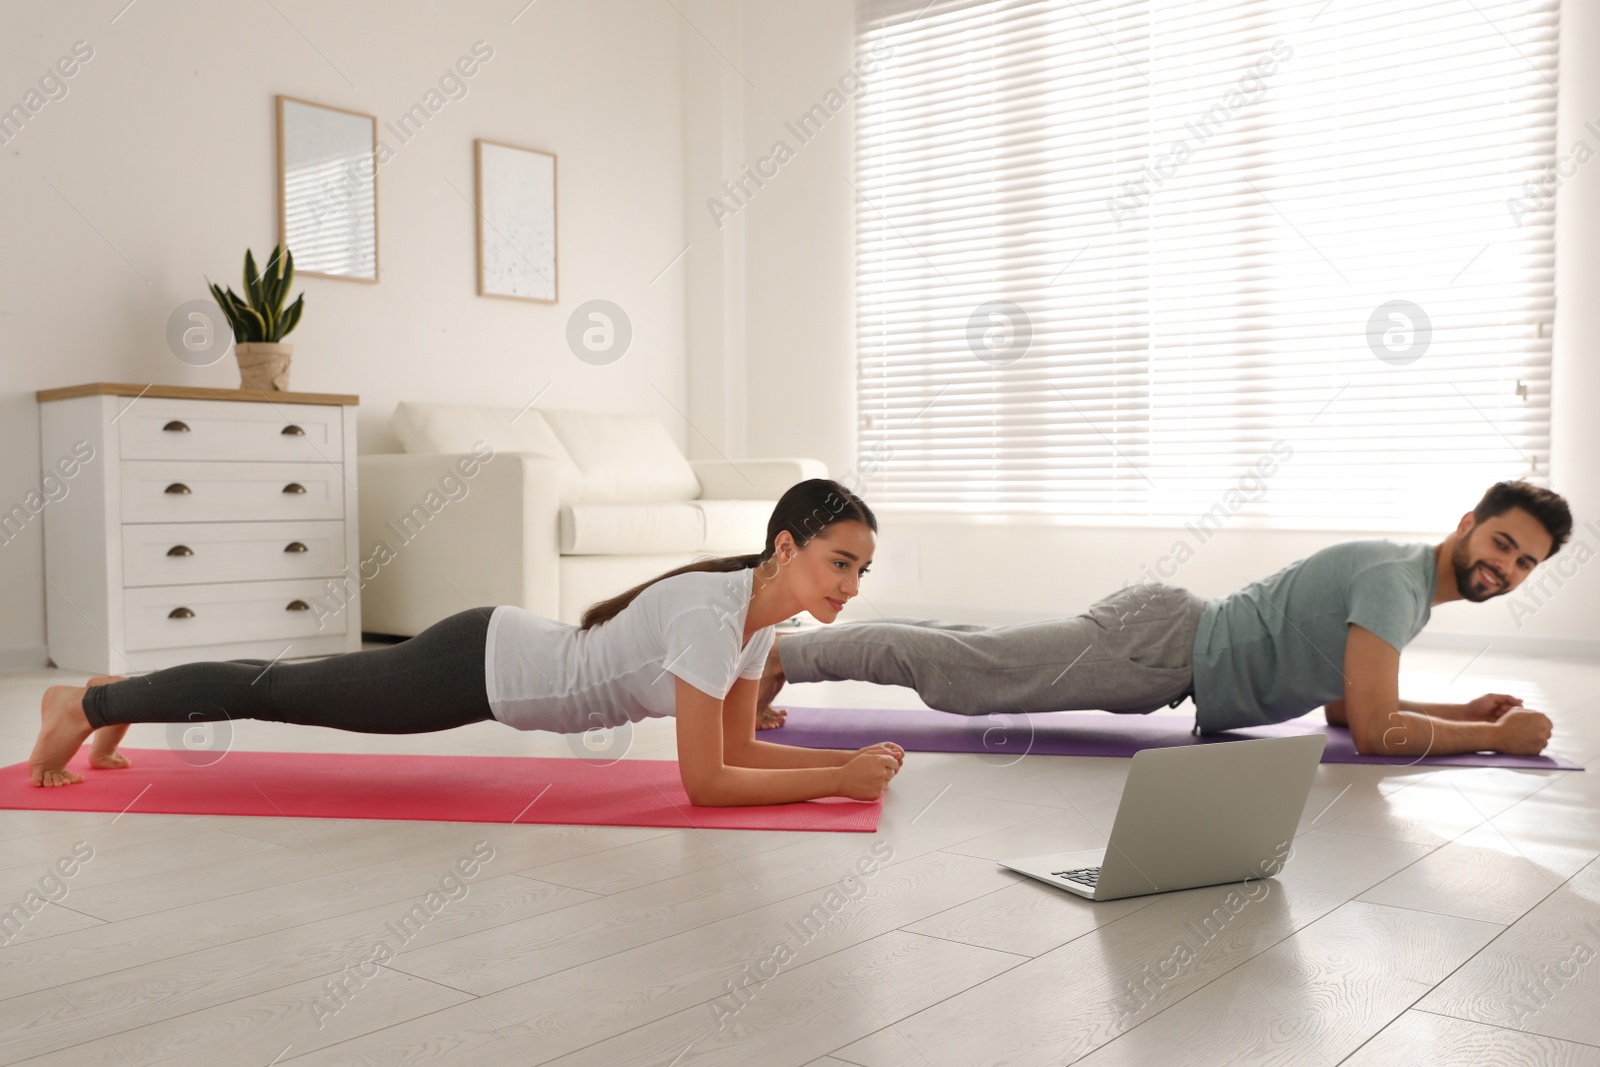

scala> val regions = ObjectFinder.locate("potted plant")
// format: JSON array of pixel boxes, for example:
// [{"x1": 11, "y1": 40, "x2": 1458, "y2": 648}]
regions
[{"x1": 206, "y1": 244, "x2": 305, "y2": 392}]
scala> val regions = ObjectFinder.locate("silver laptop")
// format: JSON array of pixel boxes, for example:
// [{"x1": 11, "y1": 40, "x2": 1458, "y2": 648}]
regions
[{"x1": 1000, "y1": 734, "x2": 1326, "y2": 901}]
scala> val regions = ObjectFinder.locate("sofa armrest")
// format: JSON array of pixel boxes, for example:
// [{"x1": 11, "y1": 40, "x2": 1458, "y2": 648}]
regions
[
  {"x1": 691, "y1": 458, "x2": 828, "y2": 500},
  {"x1": 357, "y1": 450, "x2": 561, "y2": 636}
]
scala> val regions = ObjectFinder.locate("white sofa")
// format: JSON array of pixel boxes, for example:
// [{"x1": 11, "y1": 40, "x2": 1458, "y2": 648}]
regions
[{"x1": 356, "y1": 401, "x2": 826, "y2": 635}]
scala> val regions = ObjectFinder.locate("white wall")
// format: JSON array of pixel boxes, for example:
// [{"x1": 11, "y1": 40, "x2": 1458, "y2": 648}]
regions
[
  {"x1": 725, "y1": 1, "x2": 1600, "y2": 658},
  {"x1": 0, "y1": 0, "x2": 688, "y2": 664},
  {"x1": 680, "y1": 0, "x2": 858, "y2": 480}
]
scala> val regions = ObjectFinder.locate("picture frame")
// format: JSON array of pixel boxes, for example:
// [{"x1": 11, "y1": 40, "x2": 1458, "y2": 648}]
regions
[
  {"x1": 276, "y1": 95, "x2": 379, "y2": 283},
  {"x1": 474, "y1": 138, "x2": 558, "y2": 303}
]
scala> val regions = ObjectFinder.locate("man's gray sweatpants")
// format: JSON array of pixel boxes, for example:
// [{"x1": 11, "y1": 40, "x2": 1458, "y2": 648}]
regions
[{"x1": 778, "y1": 582, "x2": 1209, "y2": 715}]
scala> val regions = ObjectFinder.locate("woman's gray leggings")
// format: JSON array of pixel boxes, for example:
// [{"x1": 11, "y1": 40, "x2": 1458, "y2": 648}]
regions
[
  {"x1": 778, "y1": 582, "x2": 1208, "y2": 715},
  {"x1": 82, "y1": 608, "x2": 497, "y2": 734}
]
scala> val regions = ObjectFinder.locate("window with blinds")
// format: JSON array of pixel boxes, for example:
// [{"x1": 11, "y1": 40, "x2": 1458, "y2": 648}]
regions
[{"x1": 854, "y1": 0, "x2": 1558, "y2": 529}]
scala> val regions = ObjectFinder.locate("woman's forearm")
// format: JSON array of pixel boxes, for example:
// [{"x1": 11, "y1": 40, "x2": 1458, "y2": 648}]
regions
[
  {"x1": 695, "y1": 764, "x2": 844, "y2": 807},
  {"x1": 727, "y1": 739, "x2": 853, "y2": 770}
]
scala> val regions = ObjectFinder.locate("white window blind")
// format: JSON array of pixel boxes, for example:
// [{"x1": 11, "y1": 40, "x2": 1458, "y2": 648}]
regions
[{"x1": 855, "y1": 0, "x2": 1558, "y2": 529}]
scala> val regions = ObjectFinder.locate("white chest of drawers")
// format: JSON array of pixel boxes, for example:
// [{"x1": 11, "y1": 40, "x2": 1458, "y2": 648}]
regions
[{"x1": 37, "y1": 383, "x2": 362, "y2": 674}]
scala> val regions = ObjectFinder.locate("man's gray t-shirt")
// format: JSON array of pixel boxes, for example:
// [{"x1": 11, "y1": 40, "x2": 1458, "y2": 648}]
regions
[{"x1": 1190, "y1": 540, "x2": 1437, "y2": 732}]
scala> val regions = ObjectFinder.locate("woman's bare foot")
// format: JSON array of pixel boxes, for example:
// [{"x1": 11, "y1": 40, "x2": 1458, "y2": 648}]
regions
[
  {"x1": 88, "y1": 724, "x2": 132, "y2": 770},
  {"x1": 84, "y1": 676, "x2": 132, "y2": 770},
  {"x1": 756, "y1": 642, "x2": 787, "y2": 730},
  {"x1": 29, "y1": 685, "x2": 95, "y2": 787}
]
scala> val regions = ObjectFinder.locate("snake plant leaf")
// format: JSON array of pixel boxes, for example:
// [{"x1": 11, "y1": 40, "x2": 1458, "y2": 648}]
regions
[
  {"x1": 280, "y1": 247, "x2": 295, "y2": 305},
  {"x1": 243, "y1": 248, "x2": 266, "y2": 313},
  {"x1": 234, "y1": 302, "x2": 267, "y2": 343},
  {"x1": 278, "y1": 293, "x2": 305, "y2": 340},
  {"x1": 206, "y1": 282, "x2": 242, "y2": 341},
  {"x1": 205, "y1": 280, "x2": 229, "y2": 315},
  {"x1": 210, "y1": 283, "x2": 246, "y2": 340},
  {"x1": 262, "y1": 244, "x2": 288, "y2": 311}
]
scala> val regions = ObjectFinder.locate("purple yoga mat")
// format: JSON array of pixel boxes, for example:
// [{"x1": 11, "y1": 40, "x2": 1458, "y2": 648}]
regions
[{"x1": 770, "y1": 706, "x2": 1584, "y2": 771}]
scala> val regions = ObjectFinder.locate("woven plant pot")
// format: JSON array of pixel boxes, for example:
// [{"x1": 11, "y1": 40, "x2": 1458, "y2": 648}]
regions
[{"x1": 235, "y1": 342, "x2": 293, "y2": 392}]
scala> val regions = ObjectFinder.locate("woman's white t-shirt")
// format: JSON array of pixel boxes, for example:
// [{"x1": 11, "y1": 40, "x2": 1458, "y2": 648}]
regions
[{"x1": 484, "y1": 566, "x2": 776, "y2": 733}]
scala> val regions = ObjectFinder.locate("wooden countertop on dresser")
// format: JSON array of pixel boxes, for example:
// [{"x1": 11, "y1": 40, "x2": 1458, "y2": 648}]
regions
[{"x1": 37, "y1": 382, "x2": 360, "y2": 406}]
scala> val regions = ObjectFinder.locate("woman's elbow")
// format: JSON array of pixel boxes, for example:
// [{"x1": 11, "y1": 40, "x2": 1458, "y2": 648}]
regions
[{"x1": 682, "y1": 771, "x2": 727, "y2": 807}]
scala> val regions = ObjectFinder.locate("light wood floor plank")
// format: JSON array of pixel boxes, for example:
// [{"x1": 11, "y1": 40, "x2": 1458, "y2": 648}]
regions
[
  {"x1": 515, "y1": 929, "x2": 1024, "y2": 1067},
  {"x1": 12, "y1": 969, "x2": 470, "y2": 1067},
  {"x1": 1342, "y1": 1010, "x2": 1600, "y2": 1066},
  {"x1": 391, "y1": 792, "x2": 1051, "y2": 997},
  {"x1": 827, "y1": 1025, "x2": 928, "y2": 1067},
  {"x1": 1418, "y1": 856, "x2": 1600, "y2": 1047},
  {"x1": 273, "y1": 1001, "x2": 544, "y2": 1066},
  {"x1": 1357, "y1": 820, "x2": 1594, "y2": 925},
  {"x1": 831, "y1": 829, "x2": 1434, "y2": 1066},
  {"x1": 901, "y1": 879, "x2": 1157, "y2": 958},
  {"x1": 0, "y1": 874, "x2": 589, "y2": 1059},
  {"x1": 58, "y1": 821, "x2": 670, "y2": 922},
  {"x1": 0, "y1": 828, "x2": 282, "y2": 903},
  {"x1": 2, "y1": 839, "x2": 602, "y2": 989},
  {"x1": 1068, "y1": 900, "x2": 1502, "y2": 1065},
  {"x1": 441, "y1": 851, "x2": 1014, "y2": 1063}
]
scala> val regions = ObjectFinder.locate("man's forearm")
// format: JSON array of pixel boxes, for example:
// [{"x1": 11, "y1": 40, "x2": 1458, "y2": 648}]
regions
[
  {"x1": 1356, "y1": 710, "x2": 1496, "y2": 756},
  {"x1": 1398, "y1": 698, "x2": 1465, "y2": 719}
]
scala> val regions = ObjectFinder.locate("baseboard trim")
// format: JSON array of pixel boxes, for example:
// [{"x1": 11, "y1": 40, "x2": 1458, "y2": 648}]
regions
[
  {"x1": 0, "y1": 645, "x2": 51, "y2": 672},
  {"x1": 1407, "y1": 630, "x2": 1600, "y2": 663}
]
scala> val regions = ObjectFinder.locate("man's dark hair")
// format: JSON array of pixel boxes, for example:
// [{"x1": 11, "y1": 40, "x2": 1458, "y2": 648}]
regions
[{"x1": 1471, "y1": 480, "x2": 1573, "y2": 558}]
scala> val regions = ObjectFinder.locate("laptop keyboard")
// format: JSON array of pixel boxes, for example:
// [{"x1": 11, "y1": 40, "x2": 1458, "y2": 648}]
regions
[{"x1": 1052, "y1": 866, "x2": 1100, "y2": 888}]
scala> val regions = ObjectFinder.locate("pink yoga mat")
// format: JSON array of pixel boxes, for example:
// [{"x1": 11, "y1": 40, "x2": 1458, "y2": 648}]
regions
[
  {"x1": 0, "y1": 748, "x2": 883, "y2": 832},
  {"x1": 769, "y1": 706, "x2": 1584, "y2": 771}
]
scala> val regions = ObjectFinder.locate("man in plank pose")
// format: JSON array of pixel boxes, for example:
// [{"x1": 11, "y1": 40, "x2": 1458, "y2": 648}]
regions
[{"x1": 756, "y1": 481, "x2": 1574, "y2": 758}]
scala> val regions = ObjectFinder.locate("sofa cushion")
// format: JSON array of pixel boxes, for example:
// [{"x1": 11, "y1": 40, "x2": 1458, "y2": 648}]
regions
[
  {"x1": 559, "y1": 500, "x2": 773, "y2": 555},
  {"x1": 560, "y1": 503, "x2": 704, "y2": 555},
  {"x1": 390, "y1": 401, "x2": 585, "y2": 497},
  {"x1": 696, "y1": 500, "x2": 773, "y2": 553},
  {"x1": 541, "y1": 409, "x2": 702, "y2": 503}
]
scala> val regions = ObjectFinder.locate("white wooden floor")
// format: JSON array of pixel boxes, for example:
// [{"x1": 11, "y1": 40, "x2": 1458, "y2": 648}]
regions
[{"x1": 2, "y1": 646, "x2": 1598, "y2": 1066}]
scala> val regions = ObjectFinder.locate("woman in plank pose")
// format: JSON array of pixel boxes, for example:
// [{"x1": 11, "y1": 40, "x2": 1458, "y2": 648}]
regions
[{"x1": 29, "y1": 479, "x2": 903, "y2": 805}]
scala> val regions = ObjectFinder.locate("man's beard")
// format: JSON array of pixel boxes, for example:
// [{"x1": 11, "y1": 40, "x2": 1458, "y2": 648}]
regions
[{"x1": 1451, "y1": 536, "x2": 1507, "y2": 603}]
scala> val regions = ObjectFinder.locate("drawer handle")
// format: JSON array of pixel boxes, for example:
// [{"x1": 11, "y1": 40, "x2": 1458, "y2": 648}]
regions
[
  {"x1": 282, "y1": 424, "x2": 306, "y2": 436},
  {"x1": 168, "y1": 607, "x2": 195, "y2": 619},
  {"x1": 163, "y1": 420, "x2": 191, "y2": 433},
  {"x1": 166, "y1": 545, "x2": 194, "y2": 557},
  {"x1": 284, "y1": 541, "x2": 309, "y2": 553},
  {"x1": 164, "y1": 483, "x2": 192, "y2": 495},
  {"x1": 286, "y1": 600, "x2": 311, "y2": 612},
  {"x1": 282, "y1": 483, "x2": 307, "y2": 494}
]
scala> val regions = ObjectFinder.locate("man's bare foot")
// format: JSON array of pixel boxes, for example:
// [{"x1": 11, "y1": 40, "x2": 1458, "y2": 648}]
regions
[
  {"x1": 756, "y1": 641, "x2": 787, "y2": 730},
  {"x1": 29, "y1": 685, "x2": 95, "y2": 787},
  {"x1": 84, "y1": 676, "x2": 132, "y2": 770}
]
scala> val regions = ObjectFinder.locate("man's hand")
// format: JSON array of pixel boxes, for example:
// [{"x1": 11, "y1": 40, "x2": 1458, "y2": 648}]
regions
[
  {"x1": 1459, "y1": 693, "x2": 1523, "y2": 722},
  {"x1": 856, "y1": 741, "x2": 905, "y2": 767},
  {"x1": 1491, "y1": 708, "x2": 1552, "y2": 755}
]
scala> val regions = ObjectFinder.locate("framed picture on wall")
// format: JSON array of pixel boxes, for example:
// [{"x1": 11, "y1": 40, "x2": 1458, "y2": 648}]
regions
[
  {"x1": 277, "y1": 95, "x2": 379, "y2": 282},
  {"x1": 474, "y1": 139, "x2": 557, "y2": 303}
]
